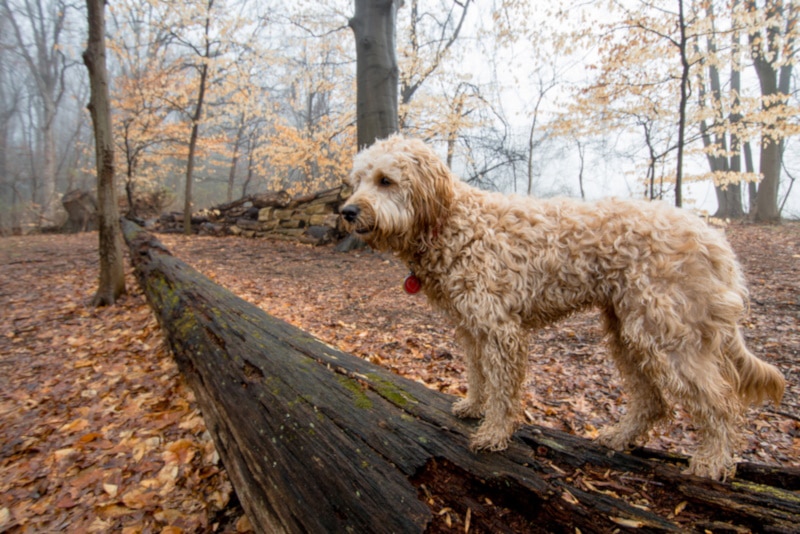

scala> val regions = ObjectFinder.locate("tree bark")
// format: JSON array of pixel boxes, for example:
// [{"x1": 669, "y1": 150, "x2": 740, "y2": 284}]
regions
[
  {"x1": 83, "y1": 0, "x2": 125, "y2": 306},
  {"x1": 349, "y1": 0, "x2": 400, "y2": 149},
  {"x1": 121, "y1": 219, "x2": 800, "y2": 534}
]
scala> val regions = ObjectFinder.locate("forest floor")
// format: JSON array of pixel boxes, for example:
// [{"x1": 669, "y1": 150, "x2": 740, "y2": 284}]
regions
[{"x1": 1, "y1": 221, "x2": 798, "y2": 532}]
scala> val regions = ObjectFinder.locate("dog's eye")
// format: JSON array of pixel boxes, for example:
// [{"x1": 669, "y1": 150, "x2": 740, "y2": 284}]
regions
[{"x1": 378, "y1": 175, "x2": 393, "y2": 187}]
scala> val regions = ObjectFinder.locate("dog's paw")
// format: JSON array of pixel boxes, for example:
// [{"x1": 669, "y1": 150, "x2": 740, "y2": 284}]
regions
[
  {"x1": 469, "y1": 423, "x2": 513, "y2": 452},
  {"x1": 595, "y1": 426, "x2": 634, "y2": 451},
  {"x1": 684, "y1": 455, "x2": 736, "y2": 481},
  {"x1": 452, "y1": 398, "x2": 483, "y2": 419}
]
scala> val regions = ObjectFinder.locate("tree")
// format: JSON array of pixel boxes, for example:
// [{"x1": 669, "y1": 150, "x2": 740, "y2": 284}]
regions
[
  {"x1": 258, "y1": 36, "x2": 356, "y2": 195},
  {"x1": 675, "y1": 0, "x2": 691, "y2": 207},
  {"x1": 399, "y1": 0, "x2": 472, "y2": 122},
  {"x1": 349, "y1": 0, "x2": 402, "y2": 148},
  {"x1": 83, "y1": 0, "x2": 126, "y2": 305},
  {"x1": 694, "y1": 0, "x2": 748, "y2": 218},
  {"x1": 746, "y1": 0, "x2": 797, "y2": 222},
  {"x1": 555, "y1": 0, "x2": 798, "y2": 214},
  {"x1": 1, "y1": 0, "x2": 73, "y2": 225},
  {"x1": 175, "y1": 0, "x2": 216, "y2": 235},
  {"x1": 579, "y1": 0, "x2": 697, "y2": 206},
  {"x1": 525, "y1": 69, "x2": 559, "y2": 195},
  {"x1": 108, "y1": 0, "x2": 183, "y2": 217},
  {"x1": 0, "y1": 16, "x2": 24, "y2": 232}
]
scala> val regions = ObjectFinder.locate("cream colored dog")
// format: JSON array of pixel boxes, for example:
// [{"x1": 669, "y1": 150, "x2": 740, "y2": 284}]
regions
[{"x1": 340, "y1": 135, "x2": 785, "y2": 479}]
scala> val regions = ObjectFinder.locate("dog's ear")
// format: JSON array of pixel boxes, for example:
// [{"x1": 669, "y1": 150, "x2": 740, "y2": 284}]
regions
[{"x1": 405, "y1": 141, "x2": 455, "y2": 231}]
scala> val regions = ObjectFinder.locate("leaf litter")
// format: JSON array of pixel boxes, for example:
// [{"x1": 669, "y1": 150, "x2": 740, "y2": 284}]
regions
[{"x1": 1, "y1": 221, "x2": 797, "y2": 532}]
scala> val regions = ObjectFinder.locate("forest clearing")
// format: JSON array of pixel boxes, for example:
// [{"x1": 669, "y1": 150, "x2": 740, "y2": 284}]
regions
[{"x1": 1, "y1": 221, "x2": 797, "y2": 532}]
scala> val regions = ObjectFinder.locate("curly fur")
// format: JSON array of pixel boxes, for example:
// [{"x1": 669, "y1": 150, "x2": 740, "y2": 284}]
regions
[{"x1": 340, "y1": 135, "x2": 785, "y2": 480}]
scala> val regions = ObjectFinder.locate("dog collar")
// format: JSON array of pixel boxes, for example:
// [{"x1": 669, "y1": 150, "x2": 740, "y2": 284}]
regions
[{"x1": 403, "y1": 272, "x2": 422, "y2": 294}]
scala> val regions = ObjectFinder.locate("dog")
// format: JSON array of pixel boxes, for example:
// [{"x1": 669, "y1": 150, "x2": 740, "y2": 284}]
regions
[{"x1": 339, "y1": 134, "x2": 785, "y2": 480}]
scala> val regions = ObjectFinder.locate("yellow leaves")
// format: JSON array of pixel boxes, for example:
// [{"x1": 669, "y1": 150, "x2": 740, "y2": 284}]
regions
[
  {"x1": 103, "y1": 483, "x2": 119, "y2": 498},
  {"x1": 121, "y1": 487, "x2": 160, "y2": 510},
  {"x1": 163, "y1": 438, "x2": 197, "y2": 466},
  {"x1": 132, "y1": 436, "x2": 162, "y2": 462},
  {"x1": 0, "y1": 508, "x2": 11, "y2": 531},
  {"x1": 258, "y1": 121, "x2": 356, "y2": 196},
  {"x1": 54, "y1": 447, "x2": 79, "y2": 462},
  {"x1": 60, "y1": 417, "x2": 90, "y2": 434},
  {"x1": 695, "y1": 170, "x2": 762, "y2": 188}
]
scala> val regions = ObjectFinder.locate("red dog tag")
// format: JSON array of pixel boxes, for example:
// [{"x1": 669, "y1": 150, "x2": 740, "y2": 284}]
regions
[{"x1": 403, "y1": 273, "x2": 421, "y2": 294}]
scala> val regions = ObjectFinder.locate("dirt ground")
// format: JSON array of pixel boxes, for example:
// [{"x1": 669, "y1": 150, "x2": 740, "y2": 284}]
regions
[{"x1": 1, "y1": 221, "x2": 798, "y2": 532}]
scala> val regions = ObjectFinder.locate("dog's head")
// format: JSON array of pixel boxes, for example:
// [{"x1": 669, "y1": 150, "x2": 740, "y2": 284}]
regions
[{"x1": 340, "y1": 135, "x2": 455, "y2": 252}]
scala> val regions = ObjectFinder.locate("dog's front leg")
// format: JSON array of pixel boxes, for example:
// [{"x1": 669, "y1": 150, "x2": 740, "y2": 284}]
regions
[
  {"x1": 452, "y1": 327, "x2": 485, "y2": 419},
  {"x1": 468, "y1": 324, "x2": 527, "y2": 452}
]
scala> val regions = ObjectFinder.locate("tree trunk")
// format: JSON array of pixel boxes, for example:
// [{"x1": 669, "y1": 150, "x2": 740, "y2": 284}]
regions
[
  {"x1": 183, "y1": 0, "x2": 214, "y2": 236},
  {"x1": 747, "y1": 0, "x2": 794, "y2": 223},
  {"x1": 183, "y1": 63, "x2": 208, "y2": 236},
  {"x1": 40, "y1": 103, "x2": 59, "y2": 225},
  {"x1": 745, "y1": 141, "x2": 758, "y2": 214},
  {"x1": 674, "y1": 0, "x2": 689, "y2": 208},
  {"x1": 752, "y1": 62, "x2": 783, "y2": 223},
  {"x1": 242, "y1": 139, "x2": 254, "y2": 198},
  {"x1": 61, "y1": 189, "x2": 97, "y2": 232},
  {"x1": 349, "y1": 0, "x2": 400, "y2": 149},
  {"x1": 226, "y1": 120, "x2": 245, "y2": 203},
  {"x1": 84, "y1": 0, "x2": 125, "y2": 306},
  {"x1": 698, "y1": 9, "x2": 744, "y2": 220},
  {"x1": 722, "y1": 1, "x2": 746, "y2": 219},
  {"x1": 121, "y1": 219, "x2": 800, "y2": 534},
  {"x1": 576, "y1": 139, "x2": 586, "y2": 200}
]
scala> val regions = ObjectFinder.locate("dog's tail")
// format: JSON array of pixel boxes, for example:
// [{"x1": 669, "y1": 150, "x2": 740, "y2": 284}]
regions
[{"x1": 728, "y1": 328, "x2": 785, "y2": 407}]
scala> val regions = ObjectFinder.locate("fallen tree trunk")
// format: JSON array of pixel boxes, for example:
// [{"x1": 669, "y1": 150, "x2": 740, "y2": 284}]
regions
[{"x1": 121, "y1": 219, "x2": 800, "y2": 533}]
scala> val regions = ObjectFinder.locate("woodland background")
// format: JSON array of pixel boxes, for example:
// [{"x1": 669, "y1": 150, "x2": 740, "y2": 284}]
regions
[
  {"x1": 1, "y1": 0, "x2": 799, "y2": 531},
  {"x1": 0, "y1": 0, "x2": 799, "y2": 233}
]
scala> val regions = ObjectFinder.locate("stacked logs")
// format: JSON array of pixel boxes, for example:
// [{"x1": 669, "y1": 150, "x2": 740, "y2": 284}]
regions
[{"x1": 156, "y1": 186, "x2": 349, "y2": 245}]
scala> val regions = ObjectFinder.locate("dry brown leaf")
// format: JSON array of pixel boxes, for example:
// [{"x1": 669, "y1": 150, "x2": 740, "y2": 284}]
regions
[
  {"x1": 235, "y1": 514, "x2": 253, "y2": 533},
  {"x1": 103, "y1": 483, "x2": 119, "y2": 498}
]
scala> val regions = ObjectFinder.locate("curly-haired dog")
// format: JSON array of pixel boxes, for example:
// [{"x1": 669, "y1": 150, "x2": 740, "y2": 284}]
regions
[{"x1": 340, "y1": 135, "x2": 785, "y2": 479}]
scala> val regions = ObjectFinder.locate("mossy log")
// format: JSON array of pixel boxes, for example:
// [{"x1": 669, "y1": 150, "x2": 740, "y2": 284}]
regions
[{"x1": 121, "y1": 219, "x2": 800, "y2": 533}]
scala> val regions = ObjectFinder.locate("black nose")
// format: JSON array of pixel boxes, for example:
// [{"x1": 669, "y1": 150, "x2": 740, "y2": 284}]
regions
[{"x1": 340, "y1": 204, "x2": 360, "y2": 223}]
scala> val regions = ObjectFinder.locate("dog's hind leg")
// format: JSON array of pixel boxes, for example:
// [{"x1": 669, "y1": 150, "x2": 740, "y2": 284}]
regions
[
  {"x1": 596, "y1": 309, "x2": 670, "y2": 450},
  {"x1": 452, "y1": 327, "x2": 486, "y2": 419},
  {"x1": 676, "y1": 363, "x2": 743, "y2": 480}
]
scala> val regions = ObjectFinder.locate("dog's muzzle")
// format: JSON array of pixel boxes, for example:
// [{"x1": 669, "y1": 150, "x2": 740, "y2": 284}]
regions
[
  {"x1": 340, "y1": 204, "x2": 360, "y2": 223},
  {"x1": 340, "y1": 204, "x2": 372, "y2": 235}
]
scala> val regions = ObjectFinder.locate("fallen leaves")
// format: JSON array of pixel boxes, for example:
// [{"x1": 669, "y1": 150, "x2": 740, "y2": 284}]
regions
[
  {"x1": 0, "y1": 235, "x2": 245, "y2": 532},
  {"x1": 0, "y1": 222, "x2": 797, "y2": 532}
]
